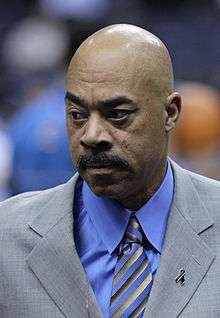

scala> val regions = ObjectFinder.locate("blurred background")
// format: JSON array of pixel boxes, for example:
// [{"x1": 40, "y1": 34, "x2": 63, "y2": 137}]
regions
[{"x1": 1, "y1": 0, "x2": 220, "y2": 200}]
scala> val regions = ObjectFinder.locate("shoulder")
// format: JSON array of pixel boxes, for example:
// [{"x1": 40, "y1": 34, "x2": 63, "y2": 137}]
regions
[
  {"x1": 187, "y1": 170, "x2": 220, "y2": 214},
  {"x1": 172, "y1": 160, "x2": 220, "y2": 217},
  {"x1": 0, "y1": 176, "x2": 79, "y2": 271},
  {"x1": 171, "y1": 159, "x2": 220, "y2": 191},
  {"x1": 182, "y1": 168, "x2": 220, "y2": 197},
  {"x1": 0, "y1": 180, "x2": 74, "y2": 230}
]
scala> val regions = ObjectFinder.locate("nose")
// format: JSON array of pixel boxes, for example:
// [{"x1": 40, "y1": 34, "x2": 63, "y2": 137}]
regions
[{"x1": 80, "y1": 113, "x2": 112, "y2": 150}]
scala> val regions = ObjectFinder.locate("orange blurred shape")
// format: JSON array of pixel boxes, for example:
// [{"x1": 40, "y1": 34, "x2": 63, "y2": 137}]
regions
[{"x1": 173, "y1": 82, "x2": 220, "y2": 154}]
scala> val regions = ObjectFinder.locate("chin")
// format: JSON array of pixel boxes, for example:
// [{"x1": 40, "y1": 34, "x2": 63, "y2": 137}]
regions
[
  {"x1": 90, "y1": 183, "x2": 115, "y2": 197},
  {"x1": 81, "y1": 169, "x2": 130, "y2": 200},
  {"x1": 88, "y1": 181, "x2": 122, "y2": 200}
]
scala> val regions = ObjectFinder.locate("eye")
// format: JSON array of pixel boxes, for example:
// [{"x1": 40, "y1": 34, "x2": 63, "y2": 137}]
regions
[
  {"x1": 70, "y1": 110, "x2": 88, "y2": 121},
  {"x1": 108, "y1": 110, "x2": 130, "y2": 121}
]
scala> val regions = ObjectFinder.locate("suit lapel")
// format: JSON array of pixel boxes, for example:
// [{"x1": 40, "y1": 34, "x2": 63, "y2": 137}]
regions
[
  {"x1": 27, "y1": 175, "x2": 103, "y2": 318},
  {"x1": 144, "y1": 162, "x2": 215, "y2": 318}
]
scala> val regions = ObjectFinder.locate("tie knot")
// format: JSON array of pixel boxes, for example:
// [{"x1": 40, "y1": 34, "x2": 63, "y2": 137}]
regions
[{"x1": 125, "y1": 216, "x2": 143, "y2": 245}]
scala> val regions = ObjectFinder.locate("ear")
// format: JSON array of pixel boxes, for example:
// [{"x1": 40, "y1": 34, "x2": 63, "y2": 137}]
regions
[{"x1": 165, "y1": 92, "x2": 181, "y2": 133}]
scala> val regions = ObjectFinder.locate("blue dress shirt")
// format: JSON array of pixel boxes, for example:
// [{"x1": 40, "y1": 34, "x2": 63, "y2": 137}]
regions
[{"x1": 74, "y1": 162, "x2": 174, "y2": 317}]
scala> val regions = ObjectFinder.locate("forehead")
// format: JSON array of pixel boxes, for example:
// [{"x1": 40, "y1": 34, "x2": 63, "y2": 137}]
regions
[{"x1": 66, "y1": 48, "x2": 152, "y2": 102}]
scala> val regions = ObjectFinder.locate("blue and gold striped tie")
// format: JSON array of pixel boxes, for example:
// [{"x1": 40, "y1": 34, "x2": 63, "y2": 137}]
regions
[{"x1": 109, "y1": 216, "x2": 153, "y2": 318}]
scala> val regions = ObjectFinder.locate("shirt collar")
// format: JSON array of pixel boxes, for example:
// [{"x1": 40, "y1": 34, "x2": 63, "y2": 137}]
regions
[
  {"x1": 83, "y1": 182, "x2": 130, "y2": 254},
  {"x1": 136, "y1": 161, "x2": 173, "y2": 253},
  {"x1": 83, "y1": 161, "x2": 173, "y2": 254}
]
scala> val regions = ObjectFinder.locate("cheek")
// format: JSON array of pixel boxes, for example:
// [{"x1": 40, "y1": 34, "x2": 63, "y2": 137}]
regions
[
  {"x1": 114, "y1": 129, "x2": 146, "y2": 162},
  {"x1": 119, "y1": 124, "x2": 163, "y2": 163},
  {"x1": 113, "y1": 129, "x2": 128, "y2": 149},
  {"x1": 67, "y1": 129, "x2": 81, "y2": 160}
]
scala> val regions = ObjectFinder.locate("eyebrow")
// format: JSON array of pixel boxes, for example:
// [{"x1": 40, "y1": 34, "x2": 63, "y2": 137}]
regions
[
  {"x1": 99, "y1": 96, "x2": 135, "y2": 108},
  {"x1": 65, "y1": 92, "x2": 87, "y2": 107},
  {"x1": 65, "y1": 91, "x2": 135, "y2": 108}
]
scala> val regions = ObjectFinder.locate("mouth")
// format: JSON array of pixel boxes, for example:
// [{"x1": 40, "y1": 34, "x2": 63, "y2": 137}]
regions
[{"x1": 84, "y1": 164, "x2": 116, "y2": 175}]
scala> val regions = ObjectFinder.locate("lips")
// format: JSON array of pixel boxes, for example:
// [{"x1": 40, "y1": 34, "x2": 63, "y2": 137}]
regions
[{"x1": 85, "y1": 164, "x2": 115, "y2": 173}]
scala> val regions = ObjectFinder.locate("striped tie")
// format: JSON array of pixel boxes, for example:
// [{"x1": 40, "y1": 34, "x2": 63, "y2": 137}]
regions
[{"x1": 109, "y1": 216, "x2": 153, "y2": 318}]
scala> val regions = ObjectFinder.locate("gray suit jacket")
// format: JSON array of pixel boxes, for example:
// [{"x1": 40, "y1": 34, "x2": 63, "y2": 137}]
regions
[{"x1": 0, "y1": 161, "x2": 219, "y2": 318}]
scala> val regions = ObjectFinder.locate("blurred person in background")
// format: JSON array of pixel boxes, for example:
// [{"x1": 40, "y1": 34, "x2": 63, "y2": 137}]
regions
[
  {"x1": 3, "y1": 17, "x2": 74, "y2": 193},
  {"x1": 8, "y1": 83, "x2": 74, "y2": 194},
  {"x1": 170, "y1": 82, "x2": 220, "y2": 180}
]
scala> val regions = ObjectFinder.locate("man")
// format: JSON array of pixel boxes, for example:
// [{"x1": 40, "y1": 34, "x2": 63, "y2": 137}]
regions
[{"x1": 0, "y1": 24, "x2": 219, "y2": 318}]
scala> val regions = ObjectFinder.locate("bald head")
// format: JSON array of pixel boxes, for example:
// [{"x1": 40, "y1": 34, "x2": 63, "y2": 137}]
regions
[{"x1": 67, "y1": 24, "x2": 174, "y2": 99}]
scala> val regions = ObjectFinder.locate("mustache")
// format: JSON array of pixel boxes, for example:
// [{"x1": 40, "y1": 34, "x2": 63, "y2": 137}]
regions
[{"x1": 77, "y1": 153, "x2": 130, "y2": 170}]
